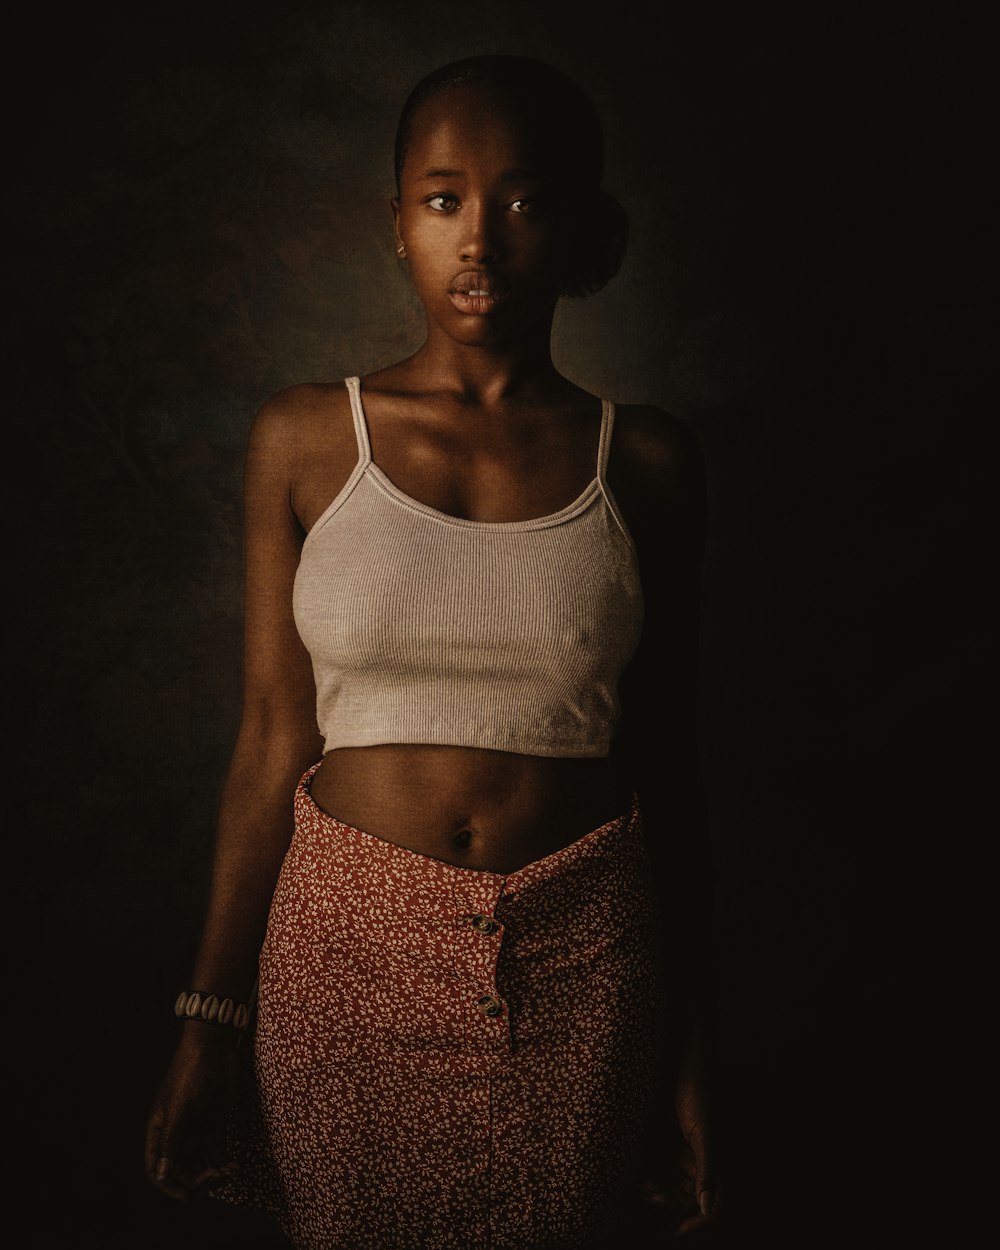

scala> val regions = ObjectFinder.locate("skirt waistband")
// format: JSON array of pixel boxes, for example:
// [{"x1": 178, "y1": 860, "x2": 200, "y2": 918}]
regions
[{"x1": 293, "y1": 761, "x2": 641, "y2": 897}]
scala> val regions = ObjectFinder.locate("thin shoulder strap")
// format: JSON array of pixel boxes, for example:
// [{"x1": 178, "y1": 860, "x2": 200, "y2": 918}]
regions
[
  {"x1": 596, "y1": 398, "x2": 615, "y2": 485},
  {"x1": 344, "y1": 376, "x2": 372, "y2": 468},
  {"x1": 595, "y1": 397, "x2": 637, "y2": 553}
]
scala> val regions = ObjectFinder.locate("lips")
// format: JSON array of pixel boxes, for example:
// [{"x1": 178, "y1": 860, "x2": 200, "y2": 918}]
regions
[{"x1": 448, "y1": 270, "x2": 509, "y2": 314}]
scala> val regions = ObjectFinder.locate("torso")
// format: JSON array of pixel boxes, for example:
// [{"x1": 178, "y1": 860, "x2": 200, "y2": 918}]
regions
[
  {"x1": 272, "y1": 365, "x2": 672, "y2": 873},
  {"x1": 309, "y1": 745, "x2": 631, "y2": 874}
]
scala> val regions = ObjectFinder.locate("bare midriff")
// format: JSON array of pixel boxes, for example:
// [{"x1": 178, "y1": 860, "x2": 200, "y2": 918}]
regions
[{"x1": 307, "y1": 745, "x2": 632, "y2": 874}]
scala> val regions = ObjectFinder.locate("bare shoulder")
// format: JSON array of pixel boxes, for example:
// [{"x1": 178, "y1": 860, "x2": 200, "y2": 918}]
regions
[
  {"x1": 244, "y1": 381, "x2": 363, "y2": 533},
  {"x1": 247, "y1": 381, "x2": 353, "y2": 464},
  {"x1": 609, "y1": 403, "x2": 706, "y2": 512}
]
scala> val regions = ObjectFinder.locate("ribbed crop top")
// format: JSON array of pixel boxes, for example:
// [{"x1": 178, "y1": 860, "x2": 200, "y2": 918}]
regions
[{"x1": 292, "y1": 376, "x2": 644, "y2": 758}]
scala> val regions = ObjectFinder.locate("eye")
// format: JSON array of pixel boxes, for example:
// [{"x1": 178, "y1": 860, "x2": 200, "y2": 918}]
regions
[
  {"x1": 508, "y1": 198, "x2": 538, "y2": 214},
  {"x1": 425, "y1": 194, "x2": 458, "y2": 212}
]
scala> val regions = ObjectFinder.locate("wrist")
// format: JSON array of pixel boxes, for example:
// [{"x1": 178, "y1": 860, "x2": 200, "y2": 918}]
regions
[
  {"x1": 171, "y1": 988, "x2": 253, "y2": 1055},
  {"x1": 174, "y1": 989, "x2": 251, "y2": 1030},
  {"x1": 175, "y1": 1016, "x2": 244, "y2": 1056}
]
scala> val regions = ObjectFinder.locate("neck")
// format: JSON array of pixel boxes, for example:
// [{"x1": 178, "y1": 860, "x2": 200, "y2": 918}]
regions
[{"x1": 406, "y1": 323, "x2": 566, "y2": 405}]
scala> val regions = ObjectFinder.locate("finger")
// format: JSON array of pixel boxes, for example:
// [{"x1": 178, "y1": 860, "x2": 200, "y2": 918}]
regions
[
  {"x1": 144, "y1": 1115, "x2": 187, "y2": 1200},
  {"x1": 675, "y1": 1211, "x2": 711, "y2": 1236},
  {"x1": 193, "y1": 1162, "x2": 239, "y2": 1191},
  {"x1": 703, "y1": 1178, "x2": 723, "y2": 1220},
  {"x1": 143, "y1": 1106, "x2": 165, "y2": 1182},
  {"x1": 144, "y1": 1146, "x2": 198, "y2": 1203},
  {"x1": 685, "y1": 1122, "x2": 718, "y2": 1221},
  {"x1": 675, "y1": 1182, "x2": 723, "y2": 1236},
  {"x1": 146, "y1": 1108, "x2": 198, "y2": 1202},
  {"x1": 639, "y1": 1178, "x2": 695, "y2": 1213}
]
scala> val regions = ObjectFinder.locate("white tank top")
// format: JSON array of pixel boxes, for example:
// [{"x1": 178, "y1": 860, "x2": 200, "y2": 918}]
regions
[{"x1": 292, "y1": 376, "x2": 644, "y2": 758}]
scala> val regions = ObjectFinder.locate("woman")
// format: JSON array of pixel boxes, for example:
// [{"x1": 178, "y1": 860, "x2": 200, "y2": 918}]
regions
[{"x1": 144, "y1": 54, "x2": 719, "y2": 1249}]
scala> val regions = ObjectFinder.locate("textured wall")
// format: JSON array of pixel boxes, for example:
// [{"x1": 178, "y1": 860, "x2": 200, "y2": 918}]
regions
[{"x1": 11, "y1": 3, "x2": 987, "y2": 1245}]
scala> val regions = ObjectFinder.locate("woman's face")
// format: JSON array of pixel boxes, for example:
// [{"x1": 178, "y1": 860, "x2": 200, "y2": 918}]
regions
[{"x1": 393, "y1": 83, "x2": 574, "y2": 348}]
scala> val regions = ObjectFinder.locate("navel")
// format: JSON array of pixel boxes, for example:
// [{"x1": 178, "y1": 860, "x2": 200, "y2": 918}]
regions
[{"x1": 453, "y1": 828, "x2": 474, "y2": 851}]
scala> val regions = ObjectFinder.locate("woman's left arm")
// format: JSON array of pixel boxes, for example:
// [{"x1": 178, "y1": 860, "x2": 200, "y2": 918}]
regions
[{"x1": 610, "y1": 405, "x2": 721, "y2": 1236}]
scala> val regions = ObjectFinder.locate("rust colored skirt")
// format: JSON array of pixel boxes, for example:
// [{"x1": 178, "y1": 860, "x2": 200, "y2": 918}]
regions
[{"x1": 217, "y1": 763, "x2": 667, "y2": 1250}]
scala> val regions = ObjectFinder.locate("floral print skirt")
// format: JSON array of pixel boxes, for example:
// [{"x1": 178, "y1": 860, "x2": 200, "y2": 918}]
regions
[{"x1": 217, "y1": 763, "x2": 666, "y2": 1249}]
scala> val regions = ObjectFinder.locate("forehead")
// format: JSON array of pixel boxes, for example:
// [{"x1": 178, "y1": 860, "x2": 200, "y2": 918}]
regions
[{"x1": 401, "y1": 83, "x2": 552, "y2": 180}]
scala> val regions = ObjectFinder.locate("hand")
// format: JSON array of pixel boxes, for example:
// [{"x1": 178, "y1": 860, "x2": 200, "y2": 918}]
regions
[
  {"x1": 638, "y1": 1038, "x2": 722, "y2": 1239},
  {"x1": 639, "y1": 1155, "x2": 722, "y2": 1239},
  {"x1": 144, "y1": 1029, "x2": 242, "y2": 1202},
  {"x1": 670, "y1": 1060, "x2": 721, "y2": 1237}
]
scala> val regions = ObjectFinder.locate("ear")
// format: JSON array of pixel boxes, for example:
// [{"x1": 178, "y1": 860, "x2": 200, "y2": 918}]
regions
[{"x1": 390, "y1": 197, "x2": 403, "y2": 252}]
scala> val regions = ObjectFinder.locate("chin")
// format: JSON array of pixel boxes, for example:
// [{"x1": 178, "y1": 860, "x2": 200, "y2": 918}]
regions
[
  {"x1": 432, "y1": 311, "x2": 511, "y2": 347},
  {"x1": 440, "y1": 303, "x2": 553, "y2": 348},
  {"x1": 454, "y1": 320, "x2": 510, "y2": 346}
]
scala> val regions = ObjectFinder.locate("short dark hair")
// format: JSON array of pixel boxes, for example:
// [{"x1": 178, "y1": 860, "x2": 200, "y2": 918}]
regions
[{"x1": 393, "y1": 55, "x2": 628, "y2": 298}]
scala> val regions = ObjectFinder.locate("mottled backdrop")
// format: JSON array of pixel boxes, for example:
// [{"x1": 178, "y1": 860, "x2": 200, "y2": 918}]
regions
[{"x1": 10, "y1": 3, "x2": 988, "y2": 1247}]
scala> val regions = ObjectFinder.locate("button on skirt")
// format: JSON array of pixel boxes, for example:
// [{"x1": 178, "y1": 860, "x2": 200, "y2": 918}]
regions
[{"x1": 216, "y1": 763, "x2": 667, "y2": 1250}]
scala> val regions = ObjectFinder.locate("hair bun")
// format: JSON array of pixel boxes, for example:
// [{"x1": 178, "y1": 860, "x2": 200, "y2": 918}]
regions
[{"x1": 562, "y1": 190, "x2": 629, "y2": 299}]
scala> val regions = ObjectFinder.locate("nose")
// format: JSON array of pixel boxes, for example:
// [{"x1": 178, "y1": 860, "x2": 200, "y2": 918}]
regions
[{"x1": 459, "y1": 200, "x2": 501, "y2": 264}]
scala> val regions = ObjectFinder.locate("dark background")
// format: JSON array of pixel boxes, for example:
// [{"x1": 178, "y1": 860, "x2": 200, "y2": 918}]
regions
[{"x1": 8, "y1": 3, "x2": 990, "y2": 1247}]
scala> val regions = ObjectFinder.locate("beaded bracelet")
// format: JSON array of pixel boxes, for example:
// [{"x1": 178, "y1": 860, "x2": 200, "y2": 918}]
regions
[{"x1": 174, "y1": 989, "x2": 250, "y2": 1031}]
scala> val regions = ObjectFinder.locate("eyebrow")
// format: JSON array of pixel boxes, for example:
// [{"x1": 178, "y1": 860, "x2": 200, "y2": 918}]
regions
[{"x1": 416, "y1": 167, "x2": 546, "y2": 182}]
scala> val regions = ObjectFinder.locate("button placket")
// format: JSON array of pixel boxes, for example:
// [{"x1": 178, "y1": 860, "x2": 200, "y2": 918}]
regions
[
  {"x1": 463, "y1": 913, "x2": 507, "y2": 1029},
  {"x1": 452, "y1": 878, "x2": 510, "y2": 1051}
]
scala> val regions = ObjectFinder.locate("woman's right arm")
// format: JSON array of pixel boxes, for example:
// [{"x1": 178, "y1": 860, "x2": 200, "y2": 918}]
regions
[{"x1": 144, "y1": 391, "x2": 325, "y2": 1200}]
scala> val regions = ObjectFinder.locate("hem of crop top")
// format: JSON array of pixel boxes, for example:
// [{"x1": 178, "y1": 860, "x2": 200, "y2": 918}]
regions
[
  {"x1": 300, "y1": 377, "x2": 638, "y2": 552},
  {"x1": 319, "y1": 730, "x2": 615, "y2": 760}
]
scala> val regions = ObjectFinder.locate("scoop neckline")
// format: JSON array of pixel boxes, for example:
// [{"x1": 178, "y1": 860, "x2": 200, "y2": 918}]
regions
[
  {"x1": 364, "y1": 461, "x2": 603, "y2": 531},
  {"x1": 350, "y1": 375, "x2": 609, "y2": 532}
]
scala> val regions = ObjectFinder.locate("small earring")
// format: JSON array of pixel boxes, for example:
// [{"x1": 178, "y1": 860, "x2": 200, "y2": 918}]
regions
[{"x1": 396, "y1": 242, "x2": 406, "y2": 257}]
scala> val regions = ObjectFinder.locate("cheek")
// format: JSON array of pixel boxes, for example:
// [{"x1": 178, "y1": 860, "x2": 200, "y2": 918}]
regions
[
  {"x1": 405, "y1": 248, "x2": 451, "y2": 297},
  {"x1": 419, "y1": 221, "x2": 473, "y2": 269},
  {"x1": 399, "y1": 221, "x2": 449, "y2": 279},
  {"x1": 520, "y1": 208, "x2": 573, "y2": 260},
  {"x1": 519, "y1": 227, "x2": 573, "y2": 288}
]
